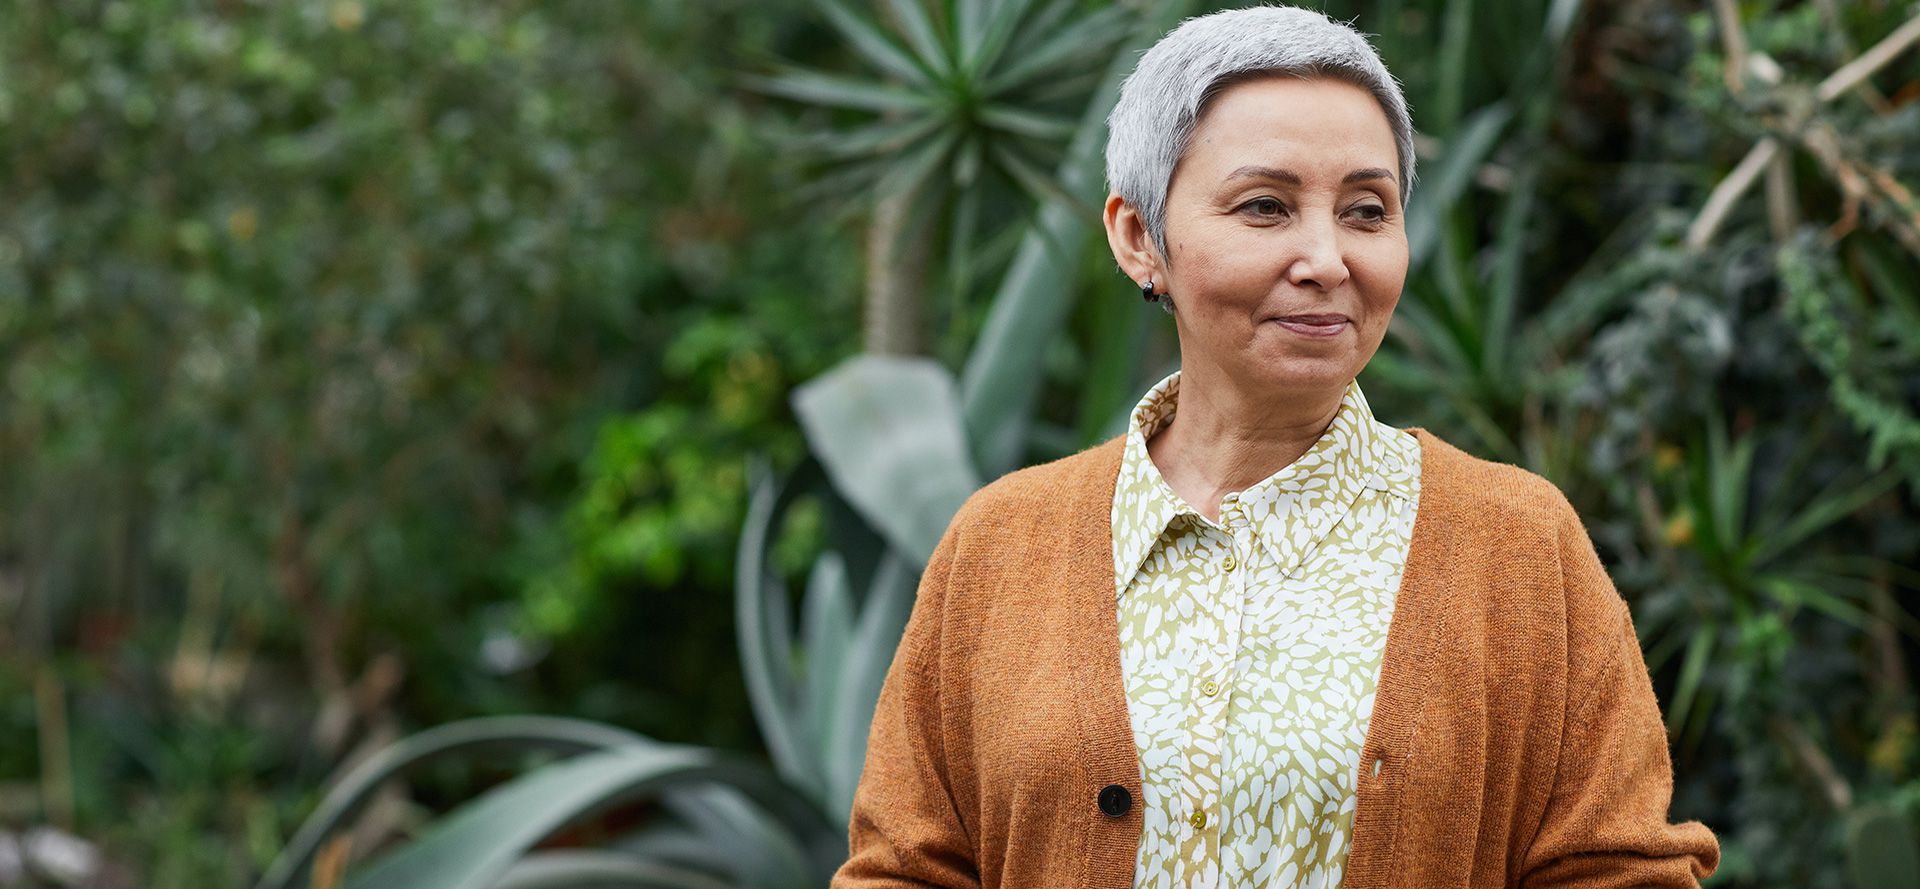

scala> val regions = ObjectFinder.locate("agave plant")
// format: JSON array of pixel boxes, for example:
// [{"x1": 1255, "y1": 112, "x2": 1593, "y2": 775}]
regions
[
  {"x1": 252, "y1": 716, "x2": 845, "y2": 889},
  {"x1": 247, "y1": 386, "x2": 964, "y2": 889},
  {"x1": 255, "y1": 2, "x2": 1205, "y2": 885},
  {"x1": 742, "y1": 0, "x2": 1133, "y2": 356}
]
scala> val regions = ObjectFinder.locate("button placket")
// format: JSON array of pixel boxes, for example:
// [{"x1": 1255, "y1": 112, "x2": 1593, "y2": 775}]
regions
[
  {"x1": 1208, "y1": 522, "x2": 1243, "y2": 867},
  {"x1": 1182, "y1": 523, "x2": 1234, "y2": 869},
  {"x1": 1219, "y1": 498, "x2": 1243, "y2": 572}
]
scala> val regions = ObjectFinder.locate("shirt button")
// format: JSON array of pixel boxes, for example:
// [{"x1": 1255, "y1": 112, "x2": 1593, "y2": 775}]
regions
[
  {"x1": 1222, "y1": 554, "x2": 1237, "y2": 571},
  {"x1": 1200, "y1": 679, "x2": 1221, "y2": 697},
  {"x1": 1098, "y1": 784, "x2": 1132, "y2": 818},
  {"x1": 1188, "y1": 810, "x2": 1208, "y2": 829}
]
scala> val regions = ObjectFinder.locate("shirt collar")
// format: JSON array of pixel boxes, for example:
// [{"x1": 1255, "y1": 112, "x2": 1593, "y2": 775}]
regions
[{"x1": 1110, "y1": 368, "x2": 1415, "y2": 597}]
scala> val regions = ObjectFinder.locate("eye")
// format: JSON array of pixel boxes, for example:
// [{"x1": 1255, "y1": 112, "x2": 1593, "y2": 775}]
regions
[
  {"x1": 1240, "y1": 197, "x2": 1287, "y2": 220},
  {"x1": 1347, "y1": 203, "x2": 1388, "y2": 224}
]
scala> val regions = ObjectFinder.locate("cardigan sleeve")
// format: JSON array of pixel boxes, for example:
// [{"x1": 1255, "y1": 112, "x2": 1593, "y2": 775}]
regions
[
  {"x1": 830, "y1": 519, "x2": 982, "y2": 889},
  {"x1": 1518, "y1": 500, "x2": 1721, "y2": 888}
]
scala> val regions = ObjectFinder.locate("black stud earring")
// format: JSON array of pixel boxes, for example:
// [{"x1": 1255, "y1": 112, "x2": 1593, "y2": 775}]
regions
[{"x1": 1140, "y1": 278, "x2": 1174, "y2": 315}]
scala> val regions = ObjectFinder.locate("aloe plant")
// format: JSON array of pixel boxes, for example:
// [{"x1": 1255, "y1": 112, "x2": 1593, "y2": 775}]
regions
[{"x1": 257, "y1": 3, "x2": 1202, "y2": 885}]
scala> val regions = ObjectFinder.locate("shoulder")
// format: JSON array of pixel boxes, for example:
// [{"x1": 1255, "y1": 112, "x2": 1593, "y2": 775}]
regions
[
  {"x1": 1410, "y1": 427, "x2": 1628, "y2": 636},
  {"x1": 1410, "y1": 427, "x2": 1584, "y2": 539},
  {"x1": 944, "y1": 434, "x2": 1126, "y2": 537}
]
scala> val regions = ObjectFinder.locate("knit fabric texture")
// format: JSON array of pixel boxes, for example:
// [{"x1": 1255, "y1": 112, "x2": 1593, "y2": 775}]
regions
[
  {"x1": 1112, "y1": 369, "x2": 1420, "y2": 888},
  {"x1": 833, "y1": 426, "x2": 1720, "y2": 889}
]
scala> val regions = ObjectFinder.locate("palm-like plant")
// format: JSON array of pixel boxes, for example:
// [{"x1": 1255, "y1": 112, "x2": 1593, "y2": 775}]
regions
[
  {"x1": 256, "y1": 2, "x2": 1203, "y2": 885},
  {"x1": 1637, "y1": 411, "x2": 1910, "y2": 753},
  {"x1": 742, "y1": 0, "x2": 1132, "y2": 356}
]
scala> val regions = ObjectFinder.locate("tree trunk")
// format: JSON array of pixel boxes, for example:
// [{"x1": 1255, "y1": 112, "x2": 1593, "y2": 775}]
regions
[{"x1": 863, "y1": 184, "x2": 930, "y2": 355}]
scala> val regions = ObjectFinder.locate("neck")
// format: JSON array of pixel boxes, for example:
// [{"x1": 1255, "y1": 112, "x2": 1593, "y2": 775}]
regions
[{"x1": 1146, "y1": 360, "x2": 1347, "y2": 519}]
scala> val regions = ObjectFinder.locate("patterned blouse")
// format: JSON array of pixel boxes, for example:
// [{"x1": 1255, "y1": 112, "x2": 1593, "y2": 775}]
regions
[{"x1": 1110, "y1": 368, "x2": 1422, "y2": 888}]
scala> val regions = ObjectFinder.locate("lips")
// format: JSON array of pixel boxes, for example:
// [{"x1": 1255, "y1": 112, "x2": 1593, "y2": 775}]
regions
[{"x1": 1269, "y1": 313, "x2": 1350, "y2": 338}]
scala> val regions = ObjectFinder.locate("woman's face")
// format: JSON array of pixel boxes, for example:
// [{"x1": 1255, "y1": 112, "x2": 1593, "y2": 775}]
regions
[{"x1": 1106, "y1": 75, "x2": 1408, "y2": 399}]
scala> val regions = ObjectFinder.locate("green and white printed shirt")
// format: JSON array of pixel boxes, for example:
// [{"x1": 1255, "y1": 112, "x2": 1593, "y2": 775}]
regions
[{"x1": 1111, "y1": 369, "x2": 1422, "y2": 889}]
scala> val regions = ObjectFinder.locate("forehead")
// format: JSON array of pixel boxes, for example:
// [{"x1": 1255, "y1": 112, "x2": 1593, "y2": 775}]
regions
[{"x1": 1179, "y1": 75, "x2": 1398, "y2": 180}]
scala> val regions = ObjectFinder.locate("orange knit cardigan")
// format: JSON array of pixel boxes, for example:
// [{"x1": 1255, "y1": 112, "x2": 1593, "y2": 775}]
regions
[{"x1": 832, "y1": 427, "x2": 1720, "y2": 888}]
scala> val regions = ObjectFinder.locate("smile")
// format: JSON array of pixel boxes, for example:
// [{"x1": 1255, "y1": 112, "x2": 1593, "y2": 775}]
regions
[{"x1": 1268, "y1": 317, "x2": 1348, "y2": 338}]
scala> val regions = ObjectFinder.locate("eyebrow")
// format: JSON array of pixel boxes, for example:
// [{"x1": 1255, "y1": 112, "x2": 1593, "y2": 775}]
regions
[{"x1": 1224, "y1": 165, "x2": 1396, "y2": 186}]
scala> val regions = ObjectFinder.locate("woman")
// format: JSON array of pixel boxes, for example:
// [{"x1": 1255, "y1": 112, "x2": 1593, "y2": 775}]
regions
[{"x1": 834, "y1": 6, "x2": 1719, "y2": 888}]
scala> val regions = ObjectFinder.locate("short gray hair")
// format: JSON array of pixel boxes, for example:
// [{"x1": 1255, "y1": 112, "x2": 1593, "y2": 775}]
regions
[{"x1": 1105, "y1": 4, "x2": 1416, "y2": 265}]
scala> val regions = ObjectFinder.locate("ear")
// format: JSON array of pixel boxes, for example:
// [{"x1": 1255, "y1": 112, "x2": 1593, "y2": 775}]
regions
[{"x1": 1103, "y1": 193, "x2": 1162, "y2": 287}]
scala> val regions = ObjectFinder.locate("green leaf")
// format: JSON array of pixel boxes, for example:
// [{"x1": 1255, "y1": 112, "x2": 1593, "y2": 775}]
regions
[
  {"x1": 869, "y1": 126, "x2": 960, "y2": 223},
  {"x1": 823, "y1": 552, "x2": 916, "y2": 822},
  {"x1": 798, "y1": 552, "x2": 855, "y2": 774},
  {"x1": 975, "y1": 104, "x2": 1075, "y2": 140},
  {"x1": 1755, "y1": 574, "x2": 1873, "y2": 630},
  {"x1": 1432, "y1": 0, "x2": 1476, "y2": 131},
  {"x1": 342, "y1": 748, "x2": 790, "y2": 889},
  {"x1": 489, "y1": 850, "x2": 736, "y2": 889},
  {"x1": 989, "y1": 139, "x2": 1101, "y2": 222},
  {"x1": 1750, "y1": 468, "x2": 1902, "y2": 567},
  {"x1": 981, "y1": 4, "x2": 1131, "y2": 97},
  {"x1": 790, "y1": 354, "x2": 982, "y2": 565},
  {"x1": 1431, "y1": 221, "x2": 1483, "y2": 353},
  {"x1": 1482, "y1": 156, "x2": 1539, "y2": 379},
  {"x1": 954, "y1": 0, "x2": 988, "y2": 70},
  {"x1": 810, "y1": 0, "x2": 936, "y2": 87},
  {"x1": 739, "y1": 67, "x2": 936, "y2": 114},
  {"x1": 734, "y1": 465, "x2": 813, "y2": 799},
  {"x1": 616, "y1": 822, "x2": 813, "y2": 888},
  {"x1": 788, "y1": 152, "x2": 903, "y2": 213},
  {"x1": 795, "y1": 114, "x2": 946, "y2": 162},
  {"x1": 1641, "y1": 618, "x2": 1690, "y2": 677},
  {"x1": 254, "y1": 717, "x2": 658, "y2": 889},
  {"x1": 1407, "y1": 102, "x2": 1511, "y2": 268},
  {"x1": 881, "y1": 0, "x2": 949, "y2": 76},
  {"x1": 664, "y1": 781, "x2": 818, "y2": 885},
  {"x1": 952, "y1": 131, "x2": 984, "y2": 186},
  {"x1": 1665, "y1": 624, "x2": 1716, "y2": 738},
  {"x1": 961, "y1": 0, "x2": 1040, "y2": 78},
  {"x1": 995, "y1": 0, "x2": 1076, "y2": 66},
  {"x1": 1073, "y1": 278, "x2": 1152, "y2": 446},
  {"x1": 1707, "y1": 416, "x2": 1756, "y2": 571},
  {"x1": 961, "y1": 0, "x2": 1203, "y2": 476}
]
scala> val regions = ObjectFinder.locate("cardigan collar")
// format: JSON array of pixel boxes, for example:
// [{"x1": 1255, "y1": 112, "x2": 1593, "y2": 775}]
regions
[{"x1": 1110, "y1": 369, "x2": 1415, "y2": 598}]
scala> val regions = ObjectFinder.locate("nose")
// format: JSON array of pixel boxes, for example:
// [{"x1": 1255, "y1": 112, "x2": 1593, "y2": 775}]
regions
[{"x1": 1284, "y1": 216, "x2": 1350, "y2": 291}]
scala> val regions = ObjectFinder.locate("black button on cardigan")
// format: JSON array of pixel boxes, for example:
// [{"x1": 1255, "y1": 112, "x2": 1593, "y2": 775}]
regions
[{"x1": 1098, "y1": 783, "x2": 1132, "y2": 818}]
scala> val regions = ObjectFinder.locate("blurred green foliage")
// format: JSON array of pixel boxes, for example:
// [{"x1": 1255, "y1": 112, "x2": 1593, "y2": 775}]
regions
[
  {"x1": 1, "y1": 0, "x2": 860, "y2": 884},
  {"x1": 4, "y1": 0, "x2": 1920, "y2": 887}
]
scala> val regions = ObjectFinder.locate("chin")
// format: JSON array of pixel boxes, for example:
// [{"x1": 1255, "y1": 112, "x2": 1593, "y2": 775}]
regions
[{"x1": 1247, "y1": 351, "x2": 1358, "y2": 392}]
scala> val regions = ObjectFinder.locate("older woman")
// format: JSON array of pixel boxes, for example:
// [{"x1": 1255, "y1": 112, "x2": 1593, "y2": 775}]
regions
[{"x1": 834, "y1": 6, "x2": 1719, "y2": 888}]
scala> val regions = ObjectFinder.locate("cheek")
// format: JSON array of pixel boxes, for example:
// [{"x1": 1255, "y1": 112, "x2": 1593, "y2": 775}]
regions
[
  {"x1": 1174, "y1": 226, "x2": 1273, "y2": 293},
  {"x1": 1167, "y1": 232, "x2": 1246, "y2": 296},
  {"x1": 1346, "y1": 240, "x2": 1408, "y2": 317}
]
